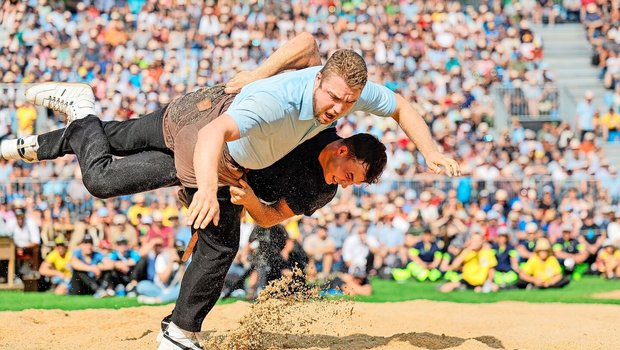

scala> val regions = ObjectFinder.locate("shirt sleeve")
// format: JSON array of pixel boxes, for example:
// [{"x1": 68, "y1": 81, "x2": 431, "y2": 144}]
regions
[
  {"x1": 93, "y1": 252, "x2": 104, "y2": 265},
  {"x1": 355, "y1": 81, "x2": 397, "y2": 117},
  {"x1": 488, "y1": 251, "x2": 498, "y2": 268},
  {"x1": 522, "y1": 258, "x2": 534, "y2": 276},
  {"x1": 27, "y1": 219, "x2": 41, "y2": 245},
  {"x1": 45, "y1": 251, "x2": 57, "y2": 264},
  {"x1": 224, "y1": 92, "x2": 287, "y2": 138},
  {"x1": 131, "y1": 250, "x2": 141, "y2": 262},
  {"x1": 73, "y1": 249, "x2": 83, "y2": 262}
]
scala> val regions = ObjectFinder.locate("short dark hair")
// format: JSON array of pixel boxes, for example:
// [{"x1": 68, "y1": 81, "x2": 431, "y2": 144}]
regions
[{"x1": 341, "y1": 133, "x2": 387, "y2": 184}]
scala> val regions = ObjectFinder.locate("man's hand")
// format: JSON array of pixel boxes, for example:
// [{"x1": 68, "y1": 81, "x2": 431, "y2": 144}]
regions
[
  {"x1": 186, "y1": 187, "x2": 220, "y2": 229},
  {"x1": 425, "y1": 152, "x2": 461, "y2": 177},
  {"x1": 91, "y1": 266, "x2": 101, "y2": 279},
  {"x1": 230, "y1": 179, "x2": 257, "y2": 206},
  {"x1": 225, "y1": 71, "x2": 261, "y2": 94}
]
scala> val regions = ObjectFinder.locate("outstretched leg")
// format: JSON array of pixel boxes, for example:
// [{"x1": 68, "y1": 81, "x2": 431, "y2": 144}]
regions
[
  {"x1": 36, "y1": 107, "x2": 170, "y2": 160},
  {"x1": 59, "y1": 116, "x2": 178, "y2": 198}
]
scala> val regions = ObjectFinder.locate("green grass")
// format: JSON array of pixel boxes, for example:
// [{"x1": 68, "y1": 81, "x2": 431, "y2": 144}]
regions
[
  {"x1": 354, "y1": 275, "x2": 620, "y2": 305},
  {"x1": 1, "y1": 276, "x2": 619, "y2": 311},
  {"x1": 0, "y1": 290, "x2": 240, "y2": 311}
]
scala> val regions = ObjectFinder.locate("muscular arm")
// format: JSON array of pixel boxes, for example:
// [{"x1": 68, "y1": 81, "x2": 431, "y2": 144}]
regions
[
  {"x1": 254, "y1": 32, "x2": 321, "y2": 78},
  {"x1": 225, "y1": 32, "x2": 321, "y2": 93},
  {"x1": 230, "y1": 179, "x2": 296, "y2": 227},
  {"x1": 391, "y1": 94, "x2": 460, "y2": 176},
  {"x1": 188, "y1": 115, "x2": 241, "y2": 229}
]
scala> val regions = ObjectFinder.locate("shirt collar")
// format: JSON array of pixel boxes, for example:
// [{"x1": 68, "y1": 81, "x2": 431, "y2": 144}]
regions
[{"x1": 299, "y1": 73, "x2": 317, "y2": 121}]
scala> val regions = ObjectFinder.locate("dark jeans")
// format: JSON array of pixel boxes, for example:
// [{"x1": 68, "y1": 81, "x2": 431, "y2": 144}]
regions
[
  {"x1": 36, "y1": 108, "x2": 179, "y2": 198},
  {"x1": 37, "y1": 109, "x2": 243, "y2": 331},
  {"x1": 70, "y1": 270, "x2": 103, "y2": 295},
  {"x1": 170, "y1": 187, "x2": 243, "y2": 332}
]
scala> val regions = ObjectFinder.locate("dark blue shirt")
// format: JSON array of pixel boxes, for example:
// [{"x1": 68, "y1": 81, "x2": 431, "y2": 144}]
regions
[
  {"x1": 411, "y1": 241, "x2": 440, "y2": 263},
  {"x1": 492, "y1": 243, "x2": 517, "y2": 272}
]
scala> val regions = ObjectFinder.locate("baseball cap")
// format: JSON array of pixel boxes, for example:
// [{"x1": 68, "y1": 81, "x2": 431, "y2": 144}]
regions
[
  {"x1": 174, "y1": 240, "x2": 186, "y2": 251},
  {"x1": 82, "y1": 234, "x2": 94, "y2": 244},
  {"x1": 487, "y1": 211, "x2": 500, "y2": 221},
  {"x1": 113, "y1": 214, "x2": 127, "y2": 225},
  {"x1": 534, "y1": 238, "x2": 551, "y2": 252},
  {"x1": 141, "y1": 215, "x2": 153, "y2": 225},
  {"x1": 54, "y1": 235, "x2": 68, "y2": 246},
  {"x1": 525, "y1": 222, "x2": 538, "y2": 233},
  {"x1": 498, "y1": 226, "x2": 509, "y2": 236},
  {"x1": 97, "y1": 207, "x2": 109, "y2": 217},
  {"x1": 99, "y1": 239, "x2": 112, "y2": 250}
]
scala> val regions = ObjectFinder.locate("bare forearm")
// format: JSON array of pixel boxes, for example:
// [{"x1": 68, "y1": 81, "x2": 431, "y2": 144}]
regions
[
  {"x1": 519, "y1": 271, "x2": 535, "y2": 283},
  {"x1": 254, "y1": 32, "x2": 321, "y2": 78},
  {"x1": 71, "y1": 258, "x2": 93, "y2": 272},
  {"x1": 392, "y1": 94, "x2": 438, "y2": 157},
  {"x1": 194, "y1": 128, "x2": 225, "y2": 190},
  {"x1": 243, "y1": 197, "x2": 286, "y2": 228}
]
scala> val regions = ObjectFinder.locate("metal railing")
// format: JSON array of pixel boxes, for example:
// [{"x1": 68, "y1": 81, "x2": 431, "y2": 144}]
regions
[
  {"x1": 1, "y1": 175, "x2": 618, "y2": 219},
  {"x1": 354, "y1": 175, "x2": 618, "y2": 204},
  {"x1": 491, "y1": 83, "x2": 578, "y2": 131},
  {"x1": 0, "y1": 83, "x2": 50, "y2": 136}
]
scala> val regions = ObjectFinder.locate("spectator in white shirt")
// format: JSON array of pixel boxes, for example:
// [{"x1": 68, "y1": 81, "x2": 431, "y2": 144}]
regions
[
  {"x1": 7, "y1": 207, "x2": 41, "y2": 275},
  {"x1": 342, "y1": 223, "x2": 380, "y2": 273}
]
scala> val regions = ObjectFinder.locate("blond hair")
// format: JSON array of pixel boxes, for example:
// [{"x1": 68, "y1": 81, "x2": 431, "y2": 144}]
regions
[{"x1": 320, "y1": 49, "x2": 367, "y2": 90}]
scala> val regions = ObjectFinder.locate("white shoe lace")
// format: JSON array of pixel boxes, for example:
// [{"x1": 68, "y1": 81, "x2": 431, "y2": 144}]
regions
[{"x1": 46, "y1": 96, "x2": 74, "y2": 114}]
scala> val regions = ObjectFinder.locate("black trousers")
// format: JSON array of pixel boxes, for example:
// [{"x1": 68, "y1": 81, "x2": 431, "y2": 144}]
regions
[
  {"x1": 170, "y1": 187, "x2": 243, "y2": 332},
  {"x1": 70, "y1": 270, "x2": 102, "y2": 295},
  {"x1": 36, "y1": 108, "x2": 179, "y2": 198},
  {"x1": 36, "y1": 111, "x2": 243, "y2": 331},
  {"x1": 515, "y1": 276, "x2": 571, "y2": 289}
]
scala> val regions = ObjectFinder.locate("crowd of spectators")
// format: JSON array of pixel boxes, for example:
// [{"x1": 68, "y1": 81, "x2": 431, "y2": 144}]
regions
[
  {"x1": 582, "y1": 1, "x2": 620, "y2": 142},
  {"x1": 1, "y1": 0, "x2": 620, "y2": 299}
]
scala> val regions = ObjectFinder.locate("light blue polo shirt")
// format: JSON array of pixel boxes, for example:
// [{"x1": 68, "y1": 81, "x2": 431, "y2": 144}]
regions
[{"x1": 225, "y1": 66, "x2": 397, "y2": 169}]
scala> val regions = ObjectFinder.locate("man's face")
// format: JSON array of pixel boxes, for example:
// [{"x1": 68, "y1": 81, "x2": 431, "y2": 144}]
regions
[
  {"x1": 56, "y1": 244, "x2": 67, "y2": 256},
  {"x1": 313, "y1": 73, "x2": 361, "y2": 125},
  {"x1": 117, "y1": 243, "x2": 128, "y2": 254},
  {"x1": 81, "y1": 242, "x2": 93, "y2": 255},
  {"x1": 322, "y1": 146, "x2": 368, "y2": 188}
]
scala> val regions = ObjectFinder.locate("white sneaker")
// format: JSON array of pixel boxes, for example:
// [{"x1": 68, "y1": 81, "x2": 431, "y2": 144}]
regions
[
  {"x1": 158, "y1": 322, "x2": 202, "y2": 350},
  {"x1": 157, "y1": 315, "x2": 172, "y2": 343},
  {"x1": 25, "y1": 82, "x2": 96, "y2": 124},
  {"x1": 0, "y1": 136, "x2": 39, "y2": 162}
]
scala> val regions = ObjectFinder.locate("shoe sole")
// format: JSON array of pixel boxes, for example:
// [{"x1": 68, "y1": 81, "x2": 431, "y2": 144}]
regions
[{"x1": 161, "y1": 331, "x2": 203, "y2": 350}]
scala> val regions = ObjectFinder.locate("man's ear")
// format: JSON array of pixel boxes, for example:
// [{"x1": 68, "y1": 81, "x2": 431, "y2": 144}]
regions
[{"x1": 337, "y1": 145, "x2": 349, "y2": 157}]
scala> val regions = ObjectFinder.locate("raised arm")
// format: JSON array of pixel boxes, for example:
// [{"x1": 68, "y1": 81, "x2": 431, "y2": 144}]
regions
[
  {"x1": 391, "y1": 94, "x2": 460, "y2": 177},
  {"x1": 225, "y1": 32, "x2": 321, "y2": 93}
]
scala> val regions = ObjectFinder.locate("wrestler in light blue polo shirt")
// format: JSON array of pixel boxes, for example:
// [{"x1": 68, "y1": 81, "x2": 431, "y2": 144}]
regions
[{"x1": 225, "y1": 66, "x2": 397, "y2": 170}]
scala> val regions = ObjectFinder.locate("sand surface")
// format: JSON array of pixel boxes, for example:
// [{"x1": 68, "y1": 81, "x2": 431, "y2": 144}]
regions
[
  {"x1": 1, "y1": 300, "x2": 619, "y2": 350},
  {"x1": 591, "y1": 290, "x2": 620, "y2": 299}
]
